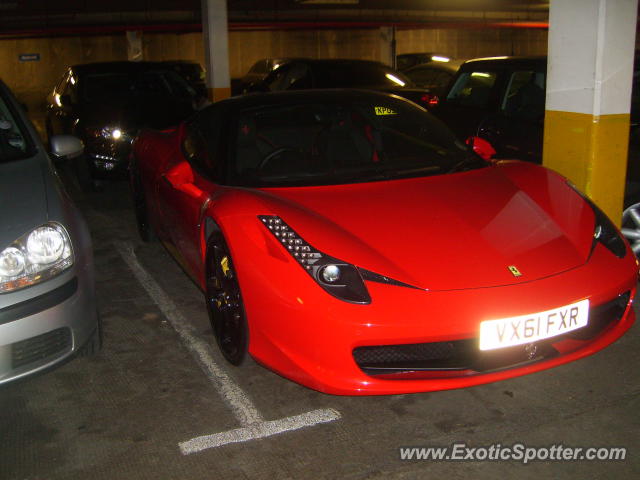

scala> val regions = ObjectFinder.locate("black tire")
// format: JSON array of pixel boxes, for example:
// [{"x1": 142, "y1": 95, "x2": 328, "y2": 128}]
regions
[
  {"x1": 131, "y1": 168, "x2": 157, "y2": 242},
  {"x1": 205, "y1": 233, "x2": 248, "y2": 365},
  {"x1": 78, "y1": 313, "x2": 102, "y2": 357}
]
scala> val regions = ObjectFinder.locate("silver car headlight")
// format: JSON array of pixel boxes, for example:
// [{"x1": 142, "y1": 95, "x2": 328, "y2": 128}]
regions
[{"x1": 0, "y1": 222, "x2": 74, "y2": 293}]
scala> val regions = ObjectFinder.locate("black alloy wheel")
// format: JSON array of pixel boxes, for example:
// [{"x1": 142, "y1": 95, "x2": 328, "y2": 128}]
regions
[
  {"x1": 205, "y1": 234, "x2": 248, "y2": 365},
  {"x1": 131, "y1": 167, "x2": 156, "y2": 242}
]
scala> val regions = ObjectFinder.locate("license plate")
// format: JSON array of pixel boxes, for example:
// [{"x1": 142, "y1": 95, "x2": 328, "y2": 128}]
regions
[{"x1": 479, "y1": 299, "x2": 589, "y2": 351}]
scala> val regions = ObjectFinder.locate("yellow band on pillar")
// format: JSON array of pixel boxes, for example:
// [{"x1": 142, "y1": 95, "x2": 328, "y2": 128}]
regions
[
  {"x1": 208, "y1": 87, "x2": 231, "y2": 102},
  {"x1": 543, "y1": 110, "x2": 630, "y2": 226}
]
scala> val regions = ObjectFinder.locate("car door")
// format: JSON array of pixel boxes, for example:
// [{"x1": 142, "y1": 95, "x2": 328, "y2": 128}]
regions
[
  {"x1": 432, "y1": 67, "x2": 501, "y2": 142},
  {"x1": 479, "y1": 69, "x2": 546, "y2": 163},
  {"x1": 157, "y1": 112, "x2": 222, "y2": 281}
]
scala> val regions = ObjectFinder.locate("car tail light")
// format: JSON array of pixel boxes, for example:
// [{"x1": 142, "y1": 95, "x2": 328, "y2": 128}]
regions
[
  {"x1": 420, "y1": 93, "x2": 440, "y2": 107},
  {"x1": 420, "y1": 93, "x2": 439, "y2": 108}
]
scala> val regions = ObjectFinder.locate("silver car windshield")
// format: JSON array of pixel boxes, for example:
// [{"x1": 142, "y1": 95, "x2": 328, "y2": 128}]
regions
[{"x1": 0, "y1": 93, "x2": 31, "y2": 162}]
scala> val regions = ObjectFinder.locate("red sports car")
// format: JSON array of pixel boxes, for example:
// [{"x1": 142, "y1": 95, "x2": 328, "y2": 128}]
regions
[{"x1": 130, "y1": 90, "x2": 638, "y2": 395}]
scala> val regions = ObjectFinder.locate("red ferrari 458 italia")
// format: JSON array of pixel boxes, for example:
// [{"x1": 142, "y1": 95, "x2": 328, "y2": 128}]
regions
[{"x1": 130, "y1": 89, "x2": 638, "y2": 395}]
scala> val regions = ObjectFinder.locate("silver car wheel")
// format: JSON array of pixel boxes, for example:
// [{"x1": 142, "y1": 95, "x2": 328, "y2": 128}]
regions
[{"x1": 621, "y1": 202, "x2": 640, "y2": 256}]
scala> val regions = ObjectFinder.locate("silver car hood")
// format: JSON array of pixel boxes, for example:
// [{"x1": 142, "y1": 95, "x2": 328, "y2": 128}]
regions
[{"x1": 0, "y1": 155, "x2": 48, "y2": 249}]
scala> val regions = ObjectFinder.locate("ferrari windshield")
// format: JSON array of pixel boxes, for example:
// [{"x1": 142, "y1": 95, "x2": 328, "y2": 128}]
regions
[
  {"x1": 0, "y1": 91, "x2": 33, "y2": 163},
  {"x1": 228, "y1": 97, "x2": 484, "y2": 187}
]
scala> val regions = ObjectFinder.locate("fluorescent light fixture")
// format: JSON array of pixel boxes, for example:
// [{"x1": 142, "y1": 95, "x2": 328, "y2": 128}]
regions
[
  {"x1": 471, "y1": 72, "x2": 491, "y2": 78},
  {"x1": 385, "y1": 73, "x2": 406, "y2": 87},
  {"x1": 431, "y1": 55, "x2": 450, "y2": 63}
]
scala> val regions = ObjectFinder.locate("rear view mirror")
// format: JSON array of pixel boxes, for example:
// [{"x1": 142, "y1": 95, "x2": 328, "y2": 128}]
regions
[{"x1": 50, "y1": 135, "x2": 84, "y2": 160}]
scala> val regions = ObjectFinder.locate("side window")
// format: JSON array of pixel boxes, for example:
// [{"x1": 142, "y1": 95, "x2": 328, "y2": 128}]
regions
[
  {"x1": 407, "y1": 68, "x2": 435, "y2": 86},
  {"x1": 163, "y1": 71, "x2": 196, "y2": 98},
  {"x1": 56, "y1": 71, "x2": 78, "y2": 105},
  {"x1": 446, "y1": 70, "x2": 497, "y2": 108},
  {"x1": 55, "y1": 73, "x2": 67, "y2": 96},
  {"x1": 183, "y1": 124, "x2": 213, "y2": 174},
  {"x1": 284, "y1": 63, "x2": 312, "y2": 90},
  {"x1": 266, "y1": 65, "x2": 290, "y2": 91},
  {"x1": 501, "y1": 70, "x2": 546, "y2": 121}
]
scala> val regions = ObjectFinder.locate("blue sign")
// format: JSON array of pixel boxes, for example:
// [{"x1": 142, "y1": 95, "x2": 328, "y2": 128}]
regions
[{"x1": 19, "y1": 53, "x2": 40, "y2": 62}]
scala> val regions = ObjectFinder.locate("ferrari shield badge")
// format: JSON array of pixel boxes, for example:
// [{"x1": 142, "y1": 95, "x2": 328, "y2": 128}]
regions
[{"x1": 508, "y1": 265, "x2": 522, "y2": 277}]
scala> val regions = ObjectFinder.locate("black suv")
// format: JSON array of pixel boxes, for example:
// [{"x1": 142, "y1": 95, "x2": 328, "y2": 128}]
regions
[
  {"x1": 432, "y1": 56, "x2": 546, "y2": 163},
  {"x1": 46, "y1": 61, "x2": 198, "y2": 189}
]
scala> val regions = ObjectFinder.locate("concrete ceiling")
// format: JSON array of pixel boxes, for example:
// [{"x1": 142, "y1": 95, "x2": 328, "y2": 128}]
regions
[{"x1": 0, "y1": 0, "x2": 551, "y2": 36}]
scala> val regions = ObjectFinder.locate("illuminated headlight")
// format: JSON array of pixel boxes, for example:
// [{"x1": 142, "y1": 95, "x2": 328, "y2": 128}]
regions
[
  {"x1": 87, "y1": 126, "x2": 129, "y2": 142},
  {"x1": 321, "y1": 264, "x2": 341, "y2": 283},
  {"x1": 102, "y1": 126, "x2": 128, "y2": 141},
  {"x1": 259, "y1": 215, "x2": 370, "y2": 304},
  {"x1": 0, "y1": 223, "x2": 74, "y2": 293},
  {"x1": 567, "y1": 182, "x2": 627, "y2": 258}
]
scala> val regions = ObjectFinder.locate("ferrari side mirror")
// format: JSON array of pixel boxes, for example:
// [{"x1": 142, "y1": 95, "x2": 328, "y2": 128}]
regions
[{"x1": 465, "y1": 136, "x2": 496, "y2": 161}]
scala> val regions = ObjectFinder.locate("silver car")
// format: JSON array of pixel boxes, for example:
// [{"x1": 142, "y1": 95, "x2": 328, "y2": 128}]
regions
[{"x1": 0, "y1": 79, "x2": 100, "y2": 385}]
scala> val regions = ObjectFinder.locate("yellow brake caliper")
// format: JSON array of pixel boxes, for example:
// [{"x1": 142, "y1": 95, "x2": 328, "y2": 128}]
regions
[{"x1": 215, "y1": 255, "x2": 231, "y2": 308}]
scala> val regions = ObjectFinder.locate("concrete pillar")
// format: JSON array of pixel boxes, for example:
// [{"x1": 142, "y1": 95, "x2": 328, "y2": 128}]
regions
[
  {"x1": 126, "y1": 31, "x2": 143, "y2": 61},
  {"x1": 543, "y1": 0, "x2": 638, "y2": 224},
  {"x1": 201, "y1": 0, "x2": 231, "y2": 101},
  {"x1": 379, "y1": 27, "x2": 395, "y2": 67}
]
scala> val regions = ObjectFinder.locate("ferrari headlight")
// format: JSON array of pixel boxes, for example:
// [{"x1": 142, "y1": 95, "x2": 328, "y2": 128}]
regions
[
  {"x1": 320, "y1": 264, "x2": 341, "y2": 283},
  {"x1": 567, "y1": 182, "x2": 627, "y2": 259},
  {"x1": 591, "y1": 203, "x2": 626, "y2": 258},
  {"x1": 259, "y1": 215, "x2": 371, "y2": 304},
  {"x1": 0, "y1": 222, "x2": 74, "y2": 293}
]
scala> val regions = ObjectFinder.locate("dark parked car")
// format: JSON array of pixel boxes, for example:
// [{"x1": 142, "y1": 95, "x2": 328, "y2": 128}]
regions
[
  {"x1": 235, "y1": 58, "x2": 303, "y2": 95},
  {"x1": 161, "y1": 60, "x2": 207, "y2": 99},
  {"x1": 248, "y1": 58, "x2": 433, "y2": 110},
  {"x1": 432, "y1": 56, "x2": 546, "y2": 163},
  {"x1": 396, "y1": 53, "x2": 452, "y2": 71},
  {"x1": 46, "y1": 61, "x2": 199, "y2": 189},
  {"x1": 0, "y1": 79, "x2": 100, "y2": 384},
  {"x1": 403, "y1": 59, "x2": 464, "y2": 107}
]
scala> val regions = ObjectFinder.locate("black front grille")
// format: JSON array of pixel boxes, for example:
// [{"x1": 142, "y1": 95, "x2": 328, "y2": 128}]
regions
[
  {"x1": 354, "y1": 291, "x2": 631, "y2": 377},
  {"x1": 353, "y1": 341, "x2": 472, "y2": 371},
  {"x1": 12, "y1": 327, "x2": 72, "y2": 369}
]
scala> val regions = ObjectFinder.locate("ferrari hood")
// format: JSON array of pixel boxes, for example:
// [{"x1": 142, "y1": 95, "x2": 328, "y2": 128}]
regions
[{"x1": 255, "y1": 164, "x2": 595, "y2": 291}]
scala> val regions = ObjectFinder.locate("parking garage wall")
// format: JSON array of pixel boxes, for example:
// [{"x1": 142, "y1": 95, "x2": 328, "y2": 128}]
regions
[{"x1": 1, "y1": 27, "x2": 547, "y2": 112}]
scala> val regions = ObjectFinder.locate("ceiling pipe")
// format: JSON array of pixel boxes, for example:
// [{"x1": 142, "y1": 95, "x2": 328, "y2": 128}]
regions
[{"x1": 0, "y1": 19, "x2": 549, "y2": 39}]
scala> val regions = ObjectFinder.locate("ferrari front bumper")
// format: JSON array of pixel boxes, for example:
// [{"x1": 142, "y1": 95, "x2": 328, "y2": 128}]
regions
[{"x1": 240, "y1": 242, "x2": 638, "y2": 395}]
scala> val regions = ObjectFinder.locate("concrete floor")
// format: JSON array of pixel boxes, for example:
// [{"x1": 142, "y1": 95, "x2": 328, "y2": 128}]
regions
[{"x1": 1, "y1": 140, "x2": 639, "y2": 479}]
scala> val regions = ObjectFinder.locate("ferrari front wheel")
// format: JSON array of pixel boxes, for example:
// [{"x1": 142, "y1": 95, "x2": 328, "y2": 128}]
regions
[{"x1": 205, "y1": 234, "x2": 248, "y2": 365}]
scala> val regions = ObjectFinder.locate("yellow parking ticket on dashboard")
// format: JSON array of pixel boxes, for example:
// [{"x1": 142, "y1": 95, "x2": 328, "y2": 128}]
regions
[{"x1": 374, "y1": 106, "x2": 397, "y2": 116}]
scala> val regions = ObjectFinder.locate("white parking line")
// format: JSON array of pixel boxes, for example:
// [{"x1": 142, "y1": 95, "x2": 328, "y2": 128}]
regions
[
  {"x1": 115, "y1": 241, "x2": 263, "y2": 425},
  {"x1": 179, "y1": 408, "x2": 341, "y2": 455},
  {"x1": 115, "y1": 241, "x2": 341, "y2": 453}
]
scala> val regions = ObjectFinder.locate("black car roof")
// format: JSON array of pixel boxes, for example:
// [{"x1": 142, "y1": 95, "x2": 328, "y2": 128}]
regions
[
  {"x1": 281, "y1": 58, "x2": 390, "y2": 69},
  {"x1": 70, "y1": 61, "x2": 175, "y2": 74},
  {"x1": 405, "y1": 60, "x2": 464, "y2": 74},
  {"x1": 461, "y1": 56, "x2": 547, "y2": 70},
  {"x1": 220, "y1": 88, "x2": 413, "y2": 110}
]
